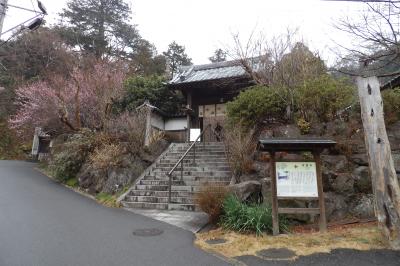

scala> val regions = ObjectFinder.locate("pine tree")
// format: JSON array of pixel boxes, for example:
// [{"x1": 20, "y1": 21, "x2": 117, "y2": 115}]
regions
[
  {"x1": 59, "y1": 0, "x2": 141, "y2": 58},
  {"x1": 209, "y1": 49, "x2": 227, "y2": 63},
  {"x1": 163, "y1": 41, "x2": 192, "y2": 77}
]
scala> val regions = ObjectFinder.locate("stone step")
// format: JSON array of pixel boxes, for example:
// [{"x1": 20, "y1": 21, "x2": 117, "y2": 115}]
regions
[
  {"x1": 163, "y1": 155, "x2": 227, "y2": 160},
  {"x1": 152, "y1": 171, "x2": 231, "y2": 178},
  {"x1": 156, "y1": 162, "x2": 229, "y2": 168},
  {"x1": 153, "y1": 166, "x2": 231, "y2": 172},
  {"x1": 172, "y1": 142, "x2": 224, "y2": 146},
  {"x1": 121, "y1": 201, "x2": 197, "y2": 211},
  {"x1": 121, "y1": 201, "x2": 168, "y2": 210},
  {"x1": 139, "y1": 179, "x2": 230, "y2": 187},
  {"x1": 166, "y1": 151, "x2": 226, "y2": 156},
  {"x1": 142, "y1": 175, "x2": 231, "y2": 182},
  {"x1": 168, "y1": 203, "x2": 197, "y2": 211},
  {"x1": 128, "y1": 190, "x2": 193, "y2": 197},
  {"x1": 134, "y1": 184, "x2": 226, "y2": 192},
  {"x1": 135, "y1": 184, "x2": 193, "y2": 192},
  {"x1": 120, "y1": 142, "x2": 231, "y2": 212},
  {"x1": 160, "y1": 158, "x2": 229, "y2": 164},
  {"x1": 172, "y1": 148, "x2": 225, "y2": 153},
  {"x1": 124, "y1": 195, "x2": 195, "y2": 204}
]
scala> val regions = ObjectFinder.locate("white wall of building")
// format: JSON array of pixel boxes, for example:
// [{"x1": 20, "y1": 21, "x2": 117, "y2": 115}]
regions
[
  {"x1": 165, "y1": 117, "x2": 187, "y2": 131},
  {"x1": 150, "y1": 112, "x2": 165, "y2": 130}
]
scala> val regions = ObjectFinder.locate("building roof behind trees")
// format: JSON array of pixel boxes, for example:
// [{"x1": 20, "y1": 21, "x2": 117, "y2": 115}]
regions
[{"x1": 169, "y1": 60, "x2": 249, "y2": 85}]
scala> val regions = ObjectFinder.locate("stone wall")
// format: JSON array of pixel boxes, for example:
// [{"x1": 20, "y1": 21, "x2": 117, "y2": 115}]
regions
[{"x1": 239, "y1": 120, "x2": 400, "y2": 222}]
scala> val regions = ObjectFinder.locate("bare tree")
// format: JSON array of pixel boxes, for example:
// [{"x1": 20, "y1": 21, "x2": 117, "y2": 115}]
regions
[{"x1": 335, "y1": 1, "x2": 400, "y2": 77}]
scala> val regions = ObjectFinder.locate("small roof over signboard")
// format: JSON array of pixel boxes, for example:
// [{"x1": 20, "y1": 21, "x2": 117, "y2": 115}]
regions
[{"x1": 258, "y1": 138, "x2": 336, "y2": 152}]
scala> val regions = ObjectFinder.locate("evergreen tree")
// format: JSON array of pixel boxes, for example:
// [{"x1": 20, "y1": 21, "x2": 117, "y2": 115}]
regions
[
  {"x1": 209, "y1": 48, "x2": 227, "y2": 63},
  {"x1": 130, "y1": 39, "x2": 167, "y2": 76},
  {"x1": 118, "y1": 75, "x2": 184, "y2": 114},
  {"x1": 58, "y1": 0, "x2": 141, "y2": 58},
  {"x1": 163, "y1": 41, "x2": 192, "y2": 77}
]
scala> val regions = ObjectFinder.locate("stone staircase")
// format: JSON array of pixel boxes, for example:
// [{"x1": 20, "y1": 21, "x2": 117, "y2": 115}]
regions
[{"x1": 120, "y1": 142, "x2": 231, "y2": 211}]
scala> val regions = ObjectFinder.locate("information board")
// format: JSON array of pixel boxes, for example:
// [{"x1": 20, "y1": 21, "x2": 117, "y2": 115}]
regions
[{"x1": 276, "y1": 162, "x2": 318, "y2": 197}]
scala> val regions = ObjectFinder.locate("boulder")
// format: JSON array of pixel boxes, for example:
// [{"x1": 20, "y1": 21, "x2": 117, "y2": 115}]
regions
[
  {"x1": 253, "y1": 161, "x2": 270, "y2": 178},
  {"x1": 229, "y1": 180, "x2": 262, "y2": 203},
  {"x1": 77, "y1": 163, "x2": 107, "y2": 194},
  {"x1": 353, "y1": 166, "x2": 372, "y2": 193},
  {"x1": 331, "y1": 173, "x2": 355, "y2": 194},
  {"x1": 324, "y1": 192, "x2": 348, "y2": 221},
  {"x1": 392, "y1": 152, "x2": 400, "y2": 174},
  {"x1": 259, "y1": 129, "x2": 273, "y2": 139},
  {"x1": 77, "y1": 155, "x2": 147, "y2": 194},
  {"x1": 260, "y1": 178, "x2": 272, "y2": 205},
  {"x1": 309, "y1": 122, "x2": 326, "y2": 136},
  {"x1": 279, "y1": 199, "x2": 311, "y2": 223},
  {"x1": 139, "y1": 149, "x2": 158, "y2": 164},
  {"x1": 103, "y1": 168, "x2": 133, "y2": 194},
  {"x1": 321, "y1": 155, "x2": 348, "y2": 172},
  {"x1": 350, "y1": 154, "x2": 369, "y2": 166},
  {"x1": 279, "y1": 153, "x2": 305, "y2": 161},
  {"x1": 350, "y1": 194, "x2": 375, "y2": 219},
  {"x1": 238, "y1": 173, "x2": 261, "y2": 183},
  {"x1": 387, "y1": 121, "x2": 400, "y2": 151},
  {"x1": 272, "y1": 124, "x2": 301, "y2": 138},
  {"x1": 322, "y1": 170, "x2": 337, "y2": 192}
]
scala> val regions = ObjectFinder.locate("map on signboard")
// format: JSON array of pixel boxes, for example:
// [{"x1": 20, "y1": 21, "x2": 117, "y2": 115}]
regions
[{"x1": 276, "y1": 162, "x2": 318, "y2": 197}]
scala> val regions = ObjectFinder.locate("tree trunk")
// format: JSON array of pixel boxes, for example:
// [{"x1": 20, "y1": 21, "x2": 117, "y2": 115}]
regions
[{"x1": 357, "y1": 76, "x2": 400, "y2": 249}]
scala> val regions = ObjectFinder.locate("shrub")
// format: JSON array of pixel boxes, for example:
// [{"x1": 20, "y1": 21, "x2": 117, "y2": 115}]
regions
[
  {"x1": 223, "y1": 124, "x2": 257, "y2": 178},
  {"x1": 50, "y1": 130, "x2": 96, "y2": 182},
  {"x1": 104, "y1": 111, "x2": 147, "y2": 155},
  {"x1": 195, "y1": 184, "x2": 229, "y2": 224},
  {"x1": 295, "y1": 75, "x2": 355, "y2": 123},
  {"x1": 0, "y1": 120, "x2": 27, "y2": 160},
  {"x1": 220, "y1": 195, "x2": 287, "y2": 235},
  {"x1": 382, "y1": 88, "x2": 400, "y2": 124},
  {"x1": 296, "y1": 117, "x2": 311, "y2": 135},
  {"x1": 226, "y1": 85, "x2": 286, "y2": 128},
  {"x1": 89, "y1": 143, "x2": 124, "y2": 170},
  {"x1": 66, "y1": 177, "x2": 78, "y2": 187}
]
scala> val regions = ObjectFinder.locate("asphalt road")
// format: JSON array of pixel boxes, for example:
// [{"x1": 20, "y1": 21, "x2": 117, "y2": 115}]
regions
[{"x1": 0, "y1": 161, "x2": 231, "y2": 266}]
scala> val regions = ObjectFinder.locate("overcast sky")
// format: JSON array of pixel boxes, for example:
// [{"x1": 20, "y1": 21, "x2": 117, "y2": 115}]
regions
[{"x1": 3, "y1": 0, "x2": 367, "y2": 65}]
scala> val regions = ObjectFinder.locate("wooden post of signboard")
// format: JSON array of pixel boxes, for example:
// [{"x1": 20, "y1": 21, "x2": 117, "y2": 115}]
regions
[
  {"x1": 270, "y1": 151, "x2": 279, "y2": 236},
  {"x1": 313, "y1": 151, "x2": 327, "y2": 233}
]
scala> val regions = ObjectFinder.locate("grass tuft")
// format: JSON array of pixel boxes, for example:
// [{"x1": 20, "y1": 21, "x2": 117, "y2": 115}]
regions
[
  {"x1": 95, "y1": 192, "x2": 121, "y2": 208},
  {"x1": 220, "y1": 195, "x2": 287, "y2": 235}
]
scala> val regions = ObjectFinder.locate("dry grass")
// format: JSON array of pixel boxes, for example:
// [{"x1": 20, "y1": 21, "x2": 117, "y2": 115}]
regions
[
  {"x1": 195, "y1": 223, "x2": 388, "y2": 259},
  {"x1": 223, "y1": 124, "x2": 257, "y2": 177},
  {"x1": 148, "y1": 130, "x2": 165, "y2": 146},
  {"x1": 104, "y1": 111, "x2": 147, "y2": 154},
  {"x1": 195, "y1": 184, "x2": 229, "y2": 224},
  {"x1": 89, "y1": 143, "x2": 123, "y2": 170}
]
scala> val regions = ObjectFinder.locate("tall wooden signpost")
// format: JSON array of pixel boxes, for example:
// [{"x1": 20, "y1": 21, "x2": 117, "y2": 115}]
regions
[
  {"x1": 357, "y1": 77, "x2": 400, "y2": 249},
  {"x1": 258, "y1": 139, "x2": 336, "y2": 235}
]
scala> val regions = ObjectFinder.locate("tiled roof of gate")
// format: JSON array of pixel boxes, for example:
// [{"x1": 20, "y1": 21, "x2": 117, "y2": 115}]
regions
[{"x1": 169, "y1": 60, "x2": 249, "y2": 85}]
